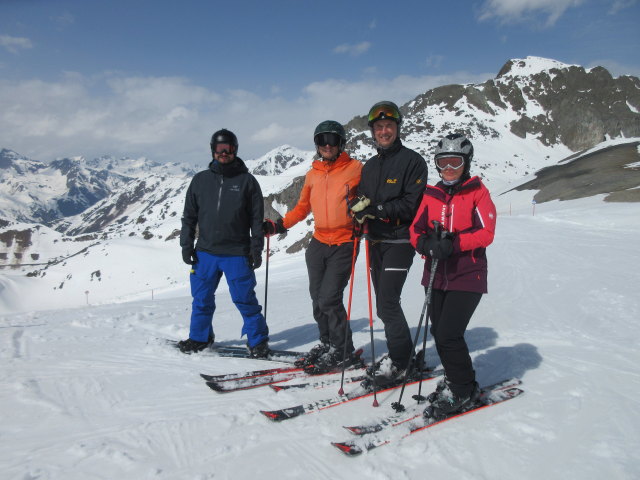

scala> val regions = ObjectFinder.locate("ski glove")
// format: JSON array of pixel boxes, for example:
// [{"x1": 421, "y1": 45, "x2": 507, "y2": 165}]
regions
[
  {"x1": 182, "y1": 247, "x2": 198, "y2": 265},
  {"x1": 353, "y1": 206, "x2": 377, "y2": 224},
  {"x1": 417, "y1": 231, "x2": 454, "y2": 260},
  {"x1": 262, "y1": 218, "x2": 287, "y2": 236},
  {"x1": 349, "y1": 195, "x2": 371, "y2": 213},
  {"x1": 250, "y1": 251, "x2": 262, "y2": 270}
]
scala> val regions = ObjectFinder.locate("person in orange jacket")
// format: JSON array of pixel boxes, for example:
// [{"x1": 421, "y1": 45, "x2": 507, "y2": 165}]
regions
[{"x1": 263, "y1": 120, "x2": 362, "y2": 373}]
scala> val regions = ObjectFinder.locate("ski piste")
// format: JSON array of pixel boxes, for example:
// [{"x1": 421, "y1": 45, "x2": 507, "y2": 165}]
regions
[
  {"x1": 164, "y1": 338, "x2": 304, "y2": 364},
  {"x1": 331, "y1": 380, "x2": 524, "y2": 456},
  {"x1": 260, "y1": 368, "x2": 445, "y2": 422}
]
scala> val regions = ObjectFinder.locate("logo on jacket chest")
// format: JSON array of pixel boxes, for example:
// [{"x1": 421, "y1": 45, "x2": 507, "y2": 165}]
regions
[{"x1": 386, "y1": 178, "x2": 398, "y2": 184}]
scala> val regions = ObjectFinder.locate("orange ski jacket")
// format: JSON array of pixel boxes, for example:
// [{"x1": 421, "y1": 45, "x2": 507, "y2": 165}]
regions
[{"x1": 283, "y1": 152, "x2": 362, "y2": 246}]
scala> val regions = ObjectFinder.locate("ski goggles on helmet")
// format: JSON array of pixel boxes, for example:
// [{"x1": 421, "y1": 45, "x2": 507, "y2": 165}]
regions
[
  {"x1": 435, "y1": 155, "x2": 465, "y2": 170},
  {"x1": 368, "y1": 104, "x2": 401, "y2": 124},
  {"x1": 314, "y1": 132, "x2": 341, "y2": 147},
  {"x1": 214, "y1": 143, "x2": 237, "y2": 155}
]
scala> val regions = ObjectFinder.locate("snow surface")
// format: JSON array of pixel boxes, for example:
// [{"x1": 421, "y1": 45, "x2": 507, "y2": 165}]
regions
[{"x1": 1, "y1": 191, "x2": 639, "y2": 479}]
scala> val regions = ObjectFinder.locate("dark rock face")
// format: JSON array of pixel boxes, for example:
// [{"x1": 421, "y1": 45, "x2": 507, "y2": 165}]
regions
[{"x1": 510, "y1": 141, "x2": 640, "y2": 203}]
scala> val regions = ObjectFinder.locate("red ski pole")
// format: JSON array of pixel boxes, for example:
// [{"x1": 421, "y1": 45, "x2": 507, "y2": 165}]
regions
[{"x1": 363, "y1": 223, "x2": 379, "y2": 407}]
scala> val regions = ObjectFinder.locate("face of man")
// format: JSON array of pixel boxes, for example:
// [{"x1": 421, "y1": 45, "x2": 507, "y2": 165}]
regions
[
  {"x1": 213, "y1": 143, "x2": 236, "y2": 164},
  {"x1": 372, "y1": 119, "x2": 398, "y2": 148}
]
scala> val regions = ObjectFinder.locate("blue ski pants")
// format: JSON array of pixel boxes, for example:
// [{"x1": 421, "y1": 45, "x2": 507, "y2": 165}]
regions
[{"x1": 189, "y1": 251, "x2": 268, "y2": 348}]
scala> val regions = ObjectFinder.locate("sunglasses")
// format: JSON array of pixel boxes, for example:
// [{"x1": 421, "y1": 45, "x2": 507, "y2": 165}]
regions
[
  {"x1": 314, "y1": 133, "x2": 341, "y2": 147},
  {"x1": 368, "y1": 105, "x2": 400, "y2": 124},
  {"x1": 214, "y1": 143, "x2": 236, "y2": 155},
  {"x1": 436, "y1": 155, "x2": 465, "y2": 170}
]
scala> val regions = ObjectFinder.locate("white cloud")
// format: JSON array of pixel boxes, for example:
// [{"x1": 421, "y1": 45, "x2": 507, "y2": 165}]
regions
[
  {"x1": 0, "y1": 70, "x2": 493, "y2": 165},
  {"x1": 608, "y1": 0, "x2": 637, "y2": 14},
  {"x1": 478, "y1": 0, "x2": 585, "y2": 27},
  {"x1": 0, "y1": 34, "x2": 33, "y2": 54},
  {"x1": 333, "y1": 41, "x2": 371, "y2": 56}
]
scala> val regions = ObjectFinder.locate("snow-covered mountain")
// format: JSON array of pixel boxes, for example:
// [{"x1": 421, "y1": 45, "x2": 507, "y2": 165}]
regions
[
  {"x1": 1, "y1": 56, "x2": 639, "y2": 313},
  {"x1": 0, "y1": 149, "x2": 196, "y2": 227}
]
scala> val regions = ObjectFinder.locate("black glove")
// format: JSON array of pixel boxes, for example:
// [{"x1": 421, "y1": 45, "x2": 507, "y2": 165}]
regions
[
  {"x1": 417, "y1": 231, "x2": 454, "y2": 259},
  {"x1": 249, "y1": 251, "x2": 262, "y2": 270},
  {"x1": 182, "y1": 247, "x2": 198, "y2": 265},
  {"x1": 262, "y1": 218, "x2": 287, "y2": 236}
]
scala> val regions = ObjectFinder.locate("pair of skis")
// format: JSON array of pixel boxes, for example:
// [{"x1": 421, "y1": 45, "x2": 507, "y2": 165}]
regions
[{"x1": 331, "y1": 378, "x2": 523, "y2": 456}]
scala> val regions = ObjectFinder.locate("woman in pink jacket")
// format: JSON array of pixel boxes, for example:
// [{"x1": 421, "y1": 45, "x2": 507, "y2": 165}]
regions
[{"x1": 410, "y1": 133, "x2": 496, "y2": 418}]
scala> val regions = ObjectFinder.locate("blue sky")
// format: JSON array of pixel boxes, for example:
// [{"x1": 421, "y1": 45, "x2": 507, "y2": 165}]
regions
[{"x1": 1, "y1": 0, "x2": 639, "y2": 165}]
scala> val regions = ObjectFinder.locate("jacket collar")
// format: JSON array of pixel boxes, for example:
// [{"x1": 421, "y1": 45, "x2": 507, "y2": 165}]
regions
[{"x1": 208, "y1": 157, "x2": 249, "y2": 176}]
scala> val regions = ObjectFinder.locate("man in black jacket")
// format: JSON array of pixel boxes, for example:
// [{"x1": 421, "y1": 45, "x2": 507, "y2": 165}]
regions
[
  {"x1": 178, "y1": 129, "x2": 269, "y2": 356},
  {"x1": 350, "y1": 101, "x2": 428, "y2": 385}
]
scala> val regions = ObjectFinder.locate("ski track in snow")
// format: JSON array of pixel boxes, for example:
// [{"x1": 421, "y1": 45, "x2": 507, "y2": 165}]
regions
[{"x1": 1, "y1": 197, "x2": 639, "y2": 479}]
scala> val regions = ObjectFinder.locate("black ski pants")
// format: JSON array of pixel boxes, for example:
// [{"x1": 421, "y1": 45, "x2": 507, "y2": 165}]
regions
[
  {"x1": 429, "y1": 289, "x2": 482, "y2": 396},
  {"x1": 368, "y1": 241, "x2": 415, "y2": 367},
  {"x1": 305, "y1": 237, "x2": 356, "y2": 352}
]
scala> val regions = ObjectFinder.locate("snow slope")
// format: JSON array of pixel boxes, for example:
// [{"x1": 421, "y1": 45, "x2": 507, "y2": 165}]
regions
[{"x1": 1, "y1": 191, "x2": 639, "y2": 479}]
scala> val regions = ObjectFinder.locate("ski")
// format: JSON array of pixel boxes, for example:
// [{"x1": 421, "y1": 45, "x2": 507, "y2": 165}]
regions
[
  {"x1": 203, "y1": 351, "x2": 366, "y2": 393},
  {"x1": 200, "y1": 366, "x2": 301, "y2": 383},
  {"x1": 260, "y1": 368, "x2": 445, "y2": 422},
  {"x1": 343, "y1": 378, "x2": 521, "y2": 435},
  {"x1": 331, "y1": 382, "x2": 524, "y2": 456},
  {"x1": 269, "y1": 374, "x2": 367, "y2": 392},
  {"x1": 164, "y1": 338, "x2": 305, "y2": 364}
]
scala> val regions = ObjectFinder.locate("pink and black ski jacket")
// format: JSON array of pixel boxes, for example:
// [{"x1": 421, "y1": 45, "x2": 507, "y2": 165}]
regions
[{"x1": 410, "y1": 176, "x2": 496, "y2": 293}]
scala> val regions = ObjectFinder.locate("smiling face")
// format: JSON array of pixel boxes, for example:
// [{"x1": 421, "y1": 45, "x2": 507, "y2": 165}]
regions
[{"x1": 372, "y1": 119, "x2": 398, "y2": 148}]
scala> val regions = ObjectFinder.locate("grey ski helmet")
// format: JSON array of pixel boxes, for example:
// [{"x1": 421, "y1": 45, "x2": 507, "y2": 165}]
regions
[
  {"x1": 434, "y1": 133, "x2": 474, "y2": 175},
  {"x1": 367, "y1": 101, "x2": 402, "y2": 127},
  {"x1": 313, "y1": 120, "x2": 346, "y2": 150},
  {"x1": 210, "y1": 128, "x2": 238, "y2": 158}
]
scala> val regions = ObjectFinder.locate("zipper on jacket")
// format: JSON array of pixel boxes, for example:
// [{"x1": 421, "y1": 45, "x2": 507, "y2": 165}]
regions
[{"x1": 216, "y1": 176, "x2": 224, "y2": 215}]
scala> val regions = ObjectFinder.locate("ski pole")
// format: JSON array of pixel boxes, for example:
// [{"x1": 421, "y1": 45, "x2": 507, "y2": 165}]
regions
[
  {"x1": 338, "y1": 233, "x2": 360, "y2": 395},
  {"x1": 263, "y1": 233, "x2": 270, "y2": 323},
  {"x1": 391, "y1": 220, "x2": 441, "y2": 412},
  {"x1": 363, "y1": 223, "x2": 379, "y2": 407}
]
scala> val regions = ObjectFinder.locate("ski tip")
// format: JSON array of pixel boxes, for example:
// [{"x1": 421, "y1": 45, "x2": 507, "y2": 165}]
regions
[
  {"x1": 205, "y1": 381, "x2": 224, "y2": 393},
  {"x1": 270, "y1": 385, "x2": 284, "y2": 392},
  {"x1": 342, "y1": 426, "x2": 362, "y2": 435},
  {"x1": 260, "y1": 410, "x2": 282, "y2": 421},
  {"x1": 331, "y1": 441, "x2": 362, "y2": 456}
]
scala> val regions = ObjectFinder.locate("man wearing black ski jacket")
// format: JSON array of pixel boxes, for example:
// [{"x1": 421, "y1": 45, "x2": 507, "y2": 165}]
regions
[
  {"x1": 351, "y1": 101, "x2": 428, "y2": 385},
  {"x1": 178, "y1": 129, "x2": 268, "y2": 357},
  {"x1": 180, "y1": 158, "x2": 264, "y2": 260}
]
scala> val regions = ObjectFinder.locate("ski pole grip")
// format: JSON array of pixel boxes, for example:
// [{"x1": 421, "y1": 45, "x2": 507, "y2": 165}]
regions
[{"x1": 431, "y1": 220, "x2": 442, "y2": 235}]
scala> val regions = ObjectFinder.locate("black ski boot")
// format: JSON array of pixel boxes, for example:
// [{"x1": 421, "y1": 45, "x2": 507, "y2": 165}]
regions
[
  {"x1": 361, "y1": 355, "x2": 413, "y2": 390},
  {"x1": 424, "y1": 380, "x2": 480, "y2": 419},
  {"x1": 177, "y1": 334, "x2": 214, "y2": 354},
  {"x1": 294, "y1": 342, "x2": 330, "y2": 367},
  {"x1": 303, "y1": 347, "x2": 360, "y2": 375},
  {"x1": 248, "y1": 340, "x2": 271, "y2": 359}
]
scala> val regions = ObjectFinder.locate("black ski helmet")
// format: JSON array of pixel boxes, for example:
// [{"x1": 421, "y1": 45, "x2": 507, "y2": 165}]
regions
[
  {"x1": 313, "y1": 120, "x2": 346, "y2": 150},
  {"x1": 367, "y1": 101, "x2": 402, "y2": 127},
  {"x1": 210, "y1": 128, "x2": 238, "y2": 158},
  {"x1": 434, "y1": 133, "x2": 474, "y2": 176}
]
